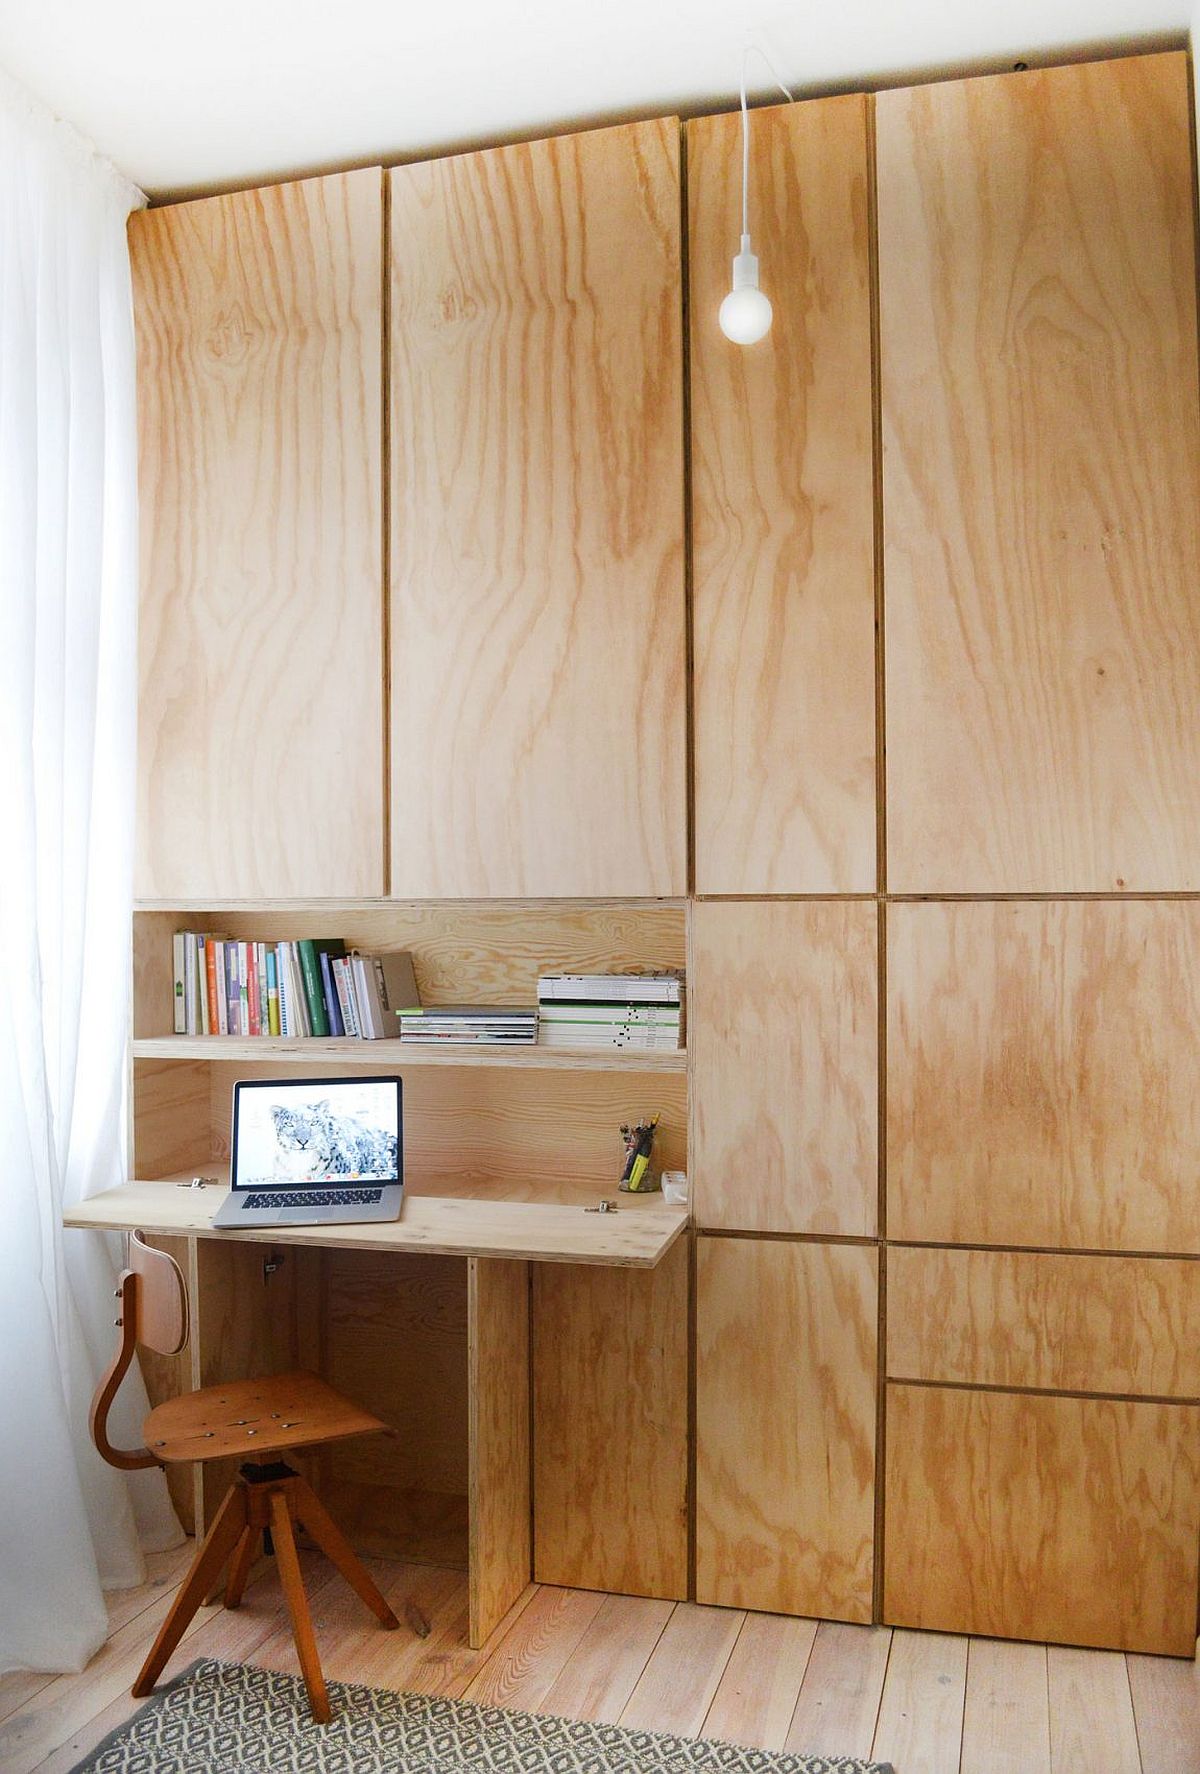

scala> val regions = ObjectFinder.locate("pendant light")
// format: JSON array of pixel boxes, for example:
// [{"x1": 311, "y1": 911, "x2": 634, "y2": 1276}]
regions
[{"x1": 718, "y1": 46, "x2": 795, "y2": 346}]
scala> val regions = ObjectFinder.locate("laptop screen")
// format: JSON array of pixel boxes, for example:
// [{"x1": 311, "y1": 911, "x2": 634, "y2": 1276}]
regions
[{"x1": 231, "y1": 1077, "x2": 402, "y2": 1192}]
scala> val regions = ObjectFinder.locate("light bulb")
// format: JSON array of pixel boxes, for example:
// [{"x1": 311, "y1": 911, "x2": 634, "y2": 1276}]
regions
[{"x1": 719, "y1": 235, "x2": 772, "y2": 344}]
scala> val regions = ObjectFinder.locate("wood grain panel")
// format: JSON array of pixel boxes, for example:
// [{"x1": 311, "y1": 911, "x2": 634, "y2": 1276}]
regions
[
  {"x1": 688, "y1": 96, "x2": 875, "y2": 894},
  {"x1": 468, "y1": 1257, "x2": 531, "y2": 1647},
  {"x1": 323, "y1": 1251, "x2": 468, "y2": 1497},
  {"x1": 878, "y1": 52, "x2": 1200, "y2": 892},
  {"x1": 888, "y1": 1245, "x2": 1200, "y2": 1397},
  {"x1": 696, "y1": 1237, "x2": 877, "y2": 1621},
  {"x1": 887, "y1": 900, "x2": 1200, "y2": 1250},
  {"x1": 532, "y1": 1236, "x2": 688, "y2": 1598},
  {"x1": 884, "y1": 1383, "x2": 1200, "y2": 1654},
  {"x1": 690, "y1": 900, "x2": 877, "y2": 1235},
  {"x1": 133, "y1": 1059, "x2": 211, "y2": 1177},
  {"x1": 389, "y1": 120, "x2": 686, "y2": 898},
  {"x1": 131, "y1": 171, "x2": 384, "y2": 899}
]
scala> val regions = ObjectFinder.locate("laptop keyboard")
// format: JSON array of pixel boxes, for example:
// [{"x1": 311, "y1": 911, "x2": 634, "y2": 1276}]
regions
[{"x1": 242, "y1": 1188, "x2": 385, "y2": 1209}]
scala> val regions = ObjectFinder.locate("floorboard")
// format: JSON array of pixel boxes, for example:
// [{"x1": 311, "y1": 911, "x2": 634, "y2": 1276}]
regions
[
  {"x1": 7, "y1": 1555, "x2": 1197, "y2": 1773},
  {"x1": 959, "y1": 1638, "x2": 1051, "y2": 1774}
]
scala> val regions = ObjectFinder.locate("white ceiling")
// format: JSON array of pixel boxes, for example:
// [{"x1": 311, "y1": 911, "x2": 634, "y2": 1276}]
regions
[{"x1": 0, "y1": 0, "x2": 1190, "y2": 200}]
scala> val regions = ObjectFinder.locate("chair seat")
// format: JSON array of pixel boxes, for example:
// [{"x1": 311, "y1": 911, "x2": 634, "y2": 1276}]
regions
[{"x1": 143, "y1": 1369, "x2": 386, "y2": 1464}]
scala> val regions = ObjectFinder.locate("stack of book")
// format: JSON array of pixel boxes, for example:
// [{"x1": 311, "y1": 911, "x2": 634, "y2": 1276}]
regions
[
  {"x1": 536, "y1": 973, "x2": 684, "y2": 1050},
  {"x1": 171, "y1": 933, "x2": 418, "y2": 1040},
  {"x1": 398, "y1": 1006, "x2": 537, "y2": 1045}
]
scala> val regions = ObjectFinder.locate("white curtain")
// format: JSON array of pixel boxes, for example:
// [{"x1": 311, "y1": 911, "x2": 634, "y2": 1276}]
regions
[{"x1": 0, "y1": 69, "x2": 182, "y2": 1678}]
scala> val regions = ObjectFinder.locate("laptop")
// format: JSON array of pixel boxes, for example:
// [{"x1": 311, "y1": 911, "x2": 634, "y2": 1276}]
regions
[{"x1": 212, "y1": 1076, "x2": 404, "y2": 1228}]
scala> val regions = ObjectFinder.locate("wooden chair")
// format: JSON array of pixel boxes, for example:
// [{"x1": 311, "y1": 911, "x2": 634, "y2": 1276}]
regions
[{"x1": 90, "y1": 1229, "x2": 399, "y2": 1722}]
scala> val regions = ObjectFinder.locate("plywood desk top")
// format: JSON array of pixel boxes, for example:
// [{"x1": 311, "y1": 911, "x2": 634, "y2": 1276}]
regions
[{"x1": 64, "y1": 1175, "x2": 688, "y2": 1268}]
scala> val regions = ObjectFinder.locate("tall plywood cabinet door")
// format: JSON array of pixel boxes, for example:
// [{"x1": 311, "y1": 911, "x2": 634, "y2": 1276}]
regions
[
  {"x1": 878, "y1": 52, "x2": 1200, "y2": 892},
  {"x1": 389, "y1": 121, "x2": 687, "y2": 898},
  {"x1": 688, "y1": 97, "x2": 875, "y2": 894},
  {"x1": 696, "y1": 1237, "x2": 877, "y2": 1621},
  {"x1": 132, "y1": 172, "x2": 385, "y2": 898}
]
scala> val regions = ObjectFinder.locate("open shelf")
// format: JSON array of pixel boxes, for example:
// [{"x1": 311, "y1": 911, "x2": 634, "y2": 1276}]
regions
[{"x1": 133, "y1": 1034, "x2": 686, "y2": 1071}]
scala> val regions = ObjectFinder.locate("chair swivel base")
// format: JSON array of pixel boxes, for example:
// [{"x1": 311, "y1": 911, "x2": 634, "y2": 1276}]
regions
[{"x1": 131, "y1": 1464, "x2": 399, "y2": 1723}]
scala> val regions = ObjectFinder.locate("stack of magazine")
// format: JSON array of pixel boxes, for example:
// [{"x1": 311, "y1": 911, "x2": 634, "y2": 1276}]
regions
[
  {"x1": 398, "y1": 1006, "x2": 537, "y2": 1045},
  {"x1": 537, "y1": 973, "x2": 683, "y2": 1050}
]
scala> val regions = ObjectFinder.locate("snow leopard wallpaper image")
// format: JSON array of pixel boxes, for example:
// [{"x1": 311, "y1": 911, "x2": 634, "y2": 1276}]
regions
[{"x1": 270, "y1": 1099, "x2": 398, "y2": 1181}]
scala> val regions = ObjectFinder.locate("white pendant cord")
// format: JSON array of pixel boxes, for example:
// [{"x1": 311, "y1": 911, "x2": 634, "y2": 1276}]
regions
[{"x1": 740, "y1": 42, "x2": 796, "y2": 246}]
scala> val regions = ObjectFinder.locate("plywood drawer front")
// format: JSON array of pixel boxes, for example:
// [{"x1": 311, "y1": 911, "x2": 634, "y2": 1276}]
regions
[
  {"x1": 132, "y1": 170, "x2": 385, "y2": 899},
  {"x1": 887, "y1": 900, "x2": 1200, "y2": 1251},
  {"x1": 688, "y1": 94, "x2": 876, "y2": 895},
  {"x1": 696, "y1": 1237, "x2": 877, "y2": 1621},
  {"x1": 888, "y1": 1247, "x2": 1200, "y2": 1398},
  {"x1": 691, "y1": 901, "x2": 878, "y2": 1236},
  {"x1": 532, "y1": 1237, "x2": 688, "y2": 1599},
  {"x1": 389, "y1": 119, "x2": 687, "y2": 898},
  {"x1": 884, "y1": 1383, "x2": 1200, "y2": 1655},
  {"x1": 879, "y1": 51, "x2": 1200, "y2": 893}
]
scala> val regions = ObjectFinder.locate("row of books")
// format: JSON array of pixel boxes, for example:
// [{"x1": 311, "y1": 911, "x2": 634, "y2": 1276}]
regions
[
  {"x1": 536, "y1": 972, "x2": 683, "y2": 1050},
  {"x1": 172, "y1": 934, "x2": 419, "y2": 1039}
]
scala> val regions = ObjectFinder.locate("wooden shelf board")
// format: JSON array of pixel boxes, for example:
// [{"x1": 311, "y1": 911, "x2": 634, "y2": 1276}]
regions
[
  {"x1": 132, "y1": 1035, "x2": 686, "y2": 1072},
  {"x1": 64, "y1": 1176, "x2": 688, "y2": 1268}
]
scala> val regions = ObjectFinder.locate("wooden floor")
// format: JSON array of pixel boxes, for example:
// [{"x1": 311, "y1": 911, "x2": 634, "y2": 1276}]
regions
[{"x1": 2, "y1": 1549, "x2": 1198, "y2": 1773}]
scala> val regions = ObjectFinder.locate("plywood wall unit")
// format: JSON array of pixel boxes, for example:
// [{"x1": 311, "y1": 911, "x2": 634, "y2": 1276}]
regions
[
  {"x1": 696, "y1": 1237, "x2": 877, "y2": 1622},
  {"x1": 688, "y1": 95, "x2": 876, "y2": 894},
  {"x1": 887, "y1": 900, "x2": 1200, "y2": 1251},
  {"x1": 690, "y1": 900, "x2": 878, "y2": 1235},
  {"x1": 884, "y1": 1383, "x2": 1200, "y2": 1655},
  {"x1": 532, "y1": 1235, "x2": 688, "y2": 1598},
  {"x1": 389, "y1": 120, "x2": 687, "y2": 898},
  {"x1": 133, "y1": 901, "x2": 686, "y2": 1035},
  {"x1": 131, "y1": 170, "x2": 385, "y2": 899},
  {"x1": 887, "y1": 1246, "x2": 1200, "y2": 1398},
  {"x1": 878, "y1": 51, "x2": 1200, "y2": 892}
]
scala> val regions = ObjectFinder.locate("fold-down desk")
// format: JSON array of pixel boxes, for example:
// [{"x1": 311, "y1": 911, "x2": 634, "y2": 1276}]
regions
[{"x1": 66, "y1": 1175, "x2": 688, "y2": 1644}]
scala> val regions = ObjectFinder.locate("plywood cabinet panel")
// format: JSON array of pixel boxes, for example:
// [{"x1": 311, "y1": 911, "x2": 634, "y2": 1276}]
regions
[
  {"x1": 688, "y1": 96, "x2": 875, "y2": 894},
  {"x1": 690, "y1": 901, "x2": 878, "y2": 1235},
  {"x1": 532, "y1": 1235, "x2": 688, "y2": 1598},
  {"x1": 131, "y1": 171, "x2": 385, "y2": 898},
  {"x1": 878, "y1": 52, "x2": 1200, "y2": 892},
  {"x1": 888, "y1": 1246, "x2": 1200, "y2": 1397},
  {"x1": 888, "y1": 900, "x2": 1200, "y2": 1251},
  {"x1": 389, "y1": 120, "x2": 686, "y2": 898},
  {"x1": 696, "y1": 1237, "x2": 877, "y2": 1621},
  {"x1": 884, "y1": 1384, "x2": 1200, "y2": 1654}
]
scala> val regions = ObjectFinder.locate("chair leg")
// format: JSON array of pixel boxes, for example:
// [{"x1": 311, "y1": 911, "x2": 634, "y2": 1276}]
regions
[
  {"x1": 269, "y1": 1488, "x2": 331, "y2": 1725},
  {"x1": 224, "y1": 1525, "x2": 261, "y2": 1609},
  {"x1": 132, "y1": 1483, "x2": 249, "y2": 1698},
  {"x1": 291, "y1": 1476, "x2": 399, "y2": 1629}
]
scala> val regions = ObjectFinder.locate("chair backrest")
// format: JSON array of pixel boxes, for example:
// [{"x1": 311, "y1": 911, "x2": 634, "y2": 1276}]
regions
[
  {"x1": 128, "y1": 1229, "x2": 189, "y2": 1355},
  {"x1": 90, "y1": 1229, "x2": 190, "y2": 1471}
]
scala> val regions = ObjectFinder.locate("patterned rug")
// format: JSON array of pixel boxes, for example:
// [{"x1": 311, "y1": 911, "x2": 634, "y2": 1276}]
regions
[{"x1": 69, "y1": 1657, "x2": 895, "y2": 1773}]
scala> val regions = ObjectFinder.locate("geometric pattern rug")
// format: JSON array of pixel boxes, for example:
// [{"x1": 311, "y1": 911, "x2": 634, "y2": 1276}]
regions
[{"x1": 68, "y1": 1657, "x2": 896, "y2": 1773}]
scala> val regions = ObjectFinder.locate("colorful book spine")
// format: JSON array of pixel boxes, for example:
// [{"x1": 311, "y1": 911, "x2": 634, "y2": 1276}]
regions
[
  {"x1": 297, "y1": 940, "x2": 330, "y2": 1037},
  {"x1": 257, "y1": 942, "x2": 269, "y2": 1035},
  {"x1": 246, "y1": 942, "x2": 260, "y2": 1036},
  {"x1": 173, "y1": 934, "x2": 186, "y2": 1034},
  {"x1": 320, "y1": 950, "x2": 345, "y2": 1036},
  {"x1": 204, "y1": 938, "x2": 219, "y2": 1034},
  {"x1": 197, "y1": 938, "x2": 210, "y2": 1035},
  {"x1": 265, "y1": 946, "x2": 281, "y2": 1036},
  {"x1": 238, "y1": 940, "x2": 250, "y2": 1036}
]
